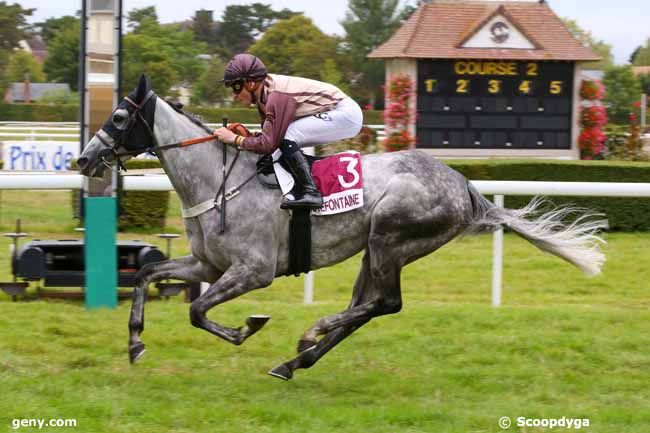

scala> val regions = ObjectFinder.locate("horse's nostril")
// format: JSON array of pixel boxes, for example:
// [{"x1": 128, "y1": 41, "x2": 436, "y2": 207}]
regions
[{"x1": 77, "y1": 157, "x2": 88, "y2": 170}]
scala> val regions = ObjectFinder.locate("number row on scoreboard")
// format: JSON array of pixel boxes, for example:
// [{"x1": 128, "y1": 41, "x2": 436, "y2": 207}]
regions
[{"x1": 424, "y1": 79, "x2": 565, "y2": 96}]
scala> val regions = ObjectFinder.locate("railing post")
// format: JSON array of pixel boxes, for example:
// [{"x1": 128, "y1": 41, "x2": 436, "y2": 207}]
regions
[{"x1": 492, "y1": 195, "x2": 504, "y2": 307}]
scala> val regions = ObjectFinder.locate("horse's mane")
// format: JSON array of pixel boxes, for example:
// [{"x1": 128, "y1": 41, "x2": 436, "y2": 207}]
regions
[{"x1": 163, "y1": 99, "x2": 214, "y2": 135}]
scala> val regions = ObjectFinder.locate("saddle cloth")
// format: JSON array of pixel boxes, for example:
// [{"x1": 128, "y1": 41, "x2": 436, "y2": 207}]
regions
[{"x1": 272, "y1": 150, "x2": 364, "y2": 216}]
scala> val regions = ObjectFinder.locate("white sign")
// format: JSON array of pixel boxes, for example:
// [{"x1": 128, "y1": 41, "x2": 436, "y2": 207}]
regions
[
  {"x1": 2, "y1": 141, "x2": 79, "y2": 171},
  {"x1": 462, "y1": 14, "x2": 535, "y2": 50}
]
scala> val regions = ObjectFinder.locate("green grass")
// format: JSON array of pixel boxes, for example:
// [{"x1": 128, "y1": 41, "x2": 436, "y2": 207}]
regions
[{"x1": 0, "y1": 191, "x2": 648, "y2": 432}]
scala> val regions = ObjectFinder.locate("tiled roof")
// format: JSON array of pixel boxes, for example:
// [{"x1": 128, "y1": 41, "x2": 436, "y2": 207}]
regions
[
  {"x1": 369, "y1": 1, "x2": 601, "y2": 61},
  {"x1": 632, "y1": 66, "x2": 650, "y2": 76}
]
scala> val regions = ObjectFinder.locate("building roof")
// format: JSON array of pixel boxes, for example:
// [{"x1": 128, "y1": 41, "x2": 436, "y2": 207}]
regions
[
  {"x1": 18, "y1": 36, "x2": 48, "y2": 62},
  {"x1": 6, "y1": 83, "x2": 71, "y2": 102},
  {"x1": 632, "y1": 66, "x2": 650, "y2": 76},
  {"x1": 368, "y1": 1, "x2": 601, "y2": 61}
]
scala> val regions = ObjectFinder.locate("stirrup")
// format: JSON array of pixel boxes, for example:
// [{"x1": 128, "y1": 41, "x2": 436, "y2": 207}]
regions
[{"x1": 281, "y1": 194, "x2": 323, "y2": 210}]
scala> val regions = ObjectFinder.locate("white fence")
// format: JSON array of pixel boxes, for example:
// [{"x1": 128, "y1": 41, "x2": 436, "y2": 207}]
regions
[
  {"x1": 0, "y1": 173, "x2": 648, "y2": 306},
  {"x1": 0, "y1": 122, "x2": 79, "y2": 139}
]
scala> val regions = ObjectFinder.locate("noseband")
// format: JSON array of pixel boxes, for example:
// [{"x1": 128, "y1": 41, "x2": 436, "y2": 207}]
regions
[{"x1": 95, "y1": 90, "x2": 157, "y2": 172}]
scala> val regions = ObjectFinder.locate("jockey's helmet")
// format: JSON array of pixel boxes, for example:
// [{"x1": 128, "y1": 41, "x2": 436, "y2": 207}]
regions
[{"x1": 223, "y1": 54, "x2": 267, "y2": 89}]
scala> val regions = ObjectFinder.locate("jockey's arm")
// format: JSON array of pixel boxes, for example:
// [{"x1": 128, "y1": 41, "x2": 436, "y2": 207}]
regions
[{"x1": 238, "y1": 92, "x2": 297, "y2": 154}]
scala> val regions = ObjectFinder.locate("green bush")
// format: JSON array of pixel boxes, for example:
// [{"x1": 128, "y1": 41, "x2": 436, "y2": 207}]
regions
[
  {"x1": 0, "y1": 103, "x2": 79, "y2": 121},
  {"x1": 71, "y1": 159, "x2": 169, "y2": 231},
  {"x1": 446, "y1": 159, "x2": 650, "y2": 232},
  {"x1": 118, "y1": 159, "x2": 168, "y2": 231}
]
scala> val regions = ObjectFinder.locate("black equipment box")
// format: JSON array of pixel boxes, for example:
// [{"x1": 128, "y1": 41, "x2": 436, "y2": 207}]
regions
[{"x1": 13, "y1": 240, "x2": 165, "y2": 287}]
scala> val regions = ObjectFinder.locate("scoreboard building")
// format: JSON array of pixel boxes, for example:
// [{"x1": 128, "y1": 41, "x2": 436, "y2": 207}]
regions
[{"x1": 369, "y1": 0, "x2": 600, "y2": 159}]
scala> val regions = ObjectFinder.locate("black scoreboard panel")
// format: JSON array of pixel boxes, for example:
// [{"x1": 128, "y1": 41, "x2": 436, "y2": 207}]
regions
[{"x1": 417, "y1": 60, "x2": 574, "y2": 149}]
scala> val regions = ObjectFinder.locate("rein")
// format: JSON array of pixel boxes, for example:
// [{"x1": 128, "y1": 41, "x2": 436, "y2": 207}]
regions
[{"x1": 94, "y1": 90, "x2": 266, "y2": 234}]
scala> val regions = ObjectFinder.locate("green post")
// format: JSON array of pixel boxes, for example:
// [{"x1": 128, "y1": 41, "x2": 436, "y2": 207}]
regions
[{"x1": 84, "y1": 197, "x2": 117, "y2": 309}]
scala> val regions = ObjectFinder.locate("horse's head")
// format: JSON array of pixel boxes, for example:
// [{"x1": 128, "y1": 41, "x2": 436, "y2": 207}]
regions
[{"x1": 77, "y1": 74, "x2": 158, "y2": 177}]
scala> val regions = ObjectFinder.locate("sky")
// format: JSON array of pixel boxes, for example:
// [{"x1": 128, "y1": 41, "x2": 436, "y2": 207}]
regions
[{"x1": 13, "y1": 0, "x2": 650, "y2": 65}]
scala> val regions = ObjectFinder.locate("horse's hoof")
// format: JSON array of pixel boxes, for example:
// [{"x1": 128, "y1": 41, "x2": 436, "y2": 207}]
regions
[
  {"x1": 129, "y1": 342, "x2": 146, "y2": 364},
  {"x1": 246, "y1": 315, "x2": 270, "y2": 332},
  {"x1": 297, "y1": 338, "x2": 317, "y2": 354},
  {"x1": 268, "y1": 364, "x2": 293, "y2": 381}
]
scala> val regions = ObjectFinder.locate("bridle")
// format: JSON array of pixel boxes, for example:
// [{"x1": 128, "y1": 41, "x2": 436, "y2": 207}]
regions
[
  {"x1": 91, "y1": 89, "x2": 263, "y2": 234},
  {"x1": 94, "y1": 90, "x2": 223, "y2": 173},
  {"x1": 95, "y1": 90, "x2": 157, "y2": 173}
]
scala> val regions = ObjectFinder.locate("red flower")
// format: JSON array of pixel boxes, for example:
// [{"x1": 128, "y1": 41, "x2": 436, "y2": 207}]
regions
[
  {"x1": 384, "y1": 74, "x2": 416, "y2": 151},
  {"x1": 580, "y1": 80, "x2": 605, "y2": 101},
  {"x1": 580, "y1": 105, "x2": 607, "y2": 128},
  {"x1": 578, "y1": 127, "x2": 606, "y2": 159}
]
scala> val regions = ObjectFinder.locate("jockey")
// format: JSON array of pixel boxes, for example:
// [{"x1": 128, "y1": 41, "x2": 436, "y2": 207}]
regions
[{"x1": 213, "y1": 53, "x2": 363, "y2": 210}]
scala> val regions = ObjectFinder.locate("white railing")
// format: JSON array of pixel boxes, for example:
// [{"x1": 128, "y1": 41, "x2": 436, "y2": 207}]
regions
[
  {"x1": 0, "y1": 122, "x2": 80, "y2": 140},
  {"x1": 0, "y1": 174, "x2": 645, "y2": 306}
]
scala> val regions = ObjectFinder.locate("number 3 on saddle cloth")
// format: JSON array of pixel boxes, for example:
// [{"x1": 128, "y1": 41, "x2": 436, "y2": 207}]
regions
[{"x1": 259, "y1": 150, "x2": 364, "y2": 216}]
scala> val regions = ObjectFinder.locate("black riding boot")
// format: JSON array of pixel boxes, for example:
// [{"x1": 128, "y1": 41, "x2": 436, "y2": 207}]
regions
[{"x1": 280, "y1": 140, "x2": 323, "y2": 210}]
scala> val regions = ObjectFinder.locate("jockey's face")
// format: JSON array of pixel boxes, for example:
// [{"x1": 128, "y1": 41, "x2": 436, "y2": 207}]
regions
[{"x1": 232, "y1": 80, "x2": 261, "y2": 106}]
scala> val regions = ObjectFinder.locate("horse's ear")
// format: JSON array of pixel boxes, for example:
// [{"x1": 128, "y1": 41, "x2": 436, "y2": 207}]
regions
[{"x1": 136, "y1": 74, "x2": 151, "y2": 100}]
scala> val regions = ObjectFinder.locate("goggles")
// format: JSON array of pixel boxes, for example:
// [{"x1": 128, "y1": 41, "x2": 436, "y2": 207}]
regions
[{"x1": 228, "y1": 80, "x2": 245, "y2": 94}]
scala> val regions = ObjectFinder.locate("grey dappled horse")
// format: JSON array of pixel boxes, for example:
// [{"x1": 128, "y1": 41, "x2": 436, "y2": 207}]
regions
[{"x1": 77, "y1": 76, "x2": 607, "y2": 380}]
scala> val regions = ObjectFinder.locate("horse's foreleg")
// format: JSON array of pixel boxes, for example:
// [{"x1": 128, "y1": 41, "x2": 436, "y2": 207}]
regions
[
  {"x1": 189, "y1": 265, "x2": 274, "y2": 345},
  {"x1": 129, "y1": 255, "x2": 220, "y2": 364}
]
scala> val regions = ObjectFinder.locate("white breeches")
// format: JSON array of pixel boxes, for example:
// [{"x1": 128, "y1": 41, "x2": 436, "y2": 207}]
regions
[{"x1": 284, "y1": 98, "x2": 363, "y2": 148}]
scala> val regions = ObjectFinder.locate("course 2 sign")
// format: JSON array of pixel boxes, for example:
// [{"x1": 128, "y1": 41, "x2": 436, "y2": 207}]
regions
[{"x1": 417, "y1": 60, "x2": 574, "y2": 149}]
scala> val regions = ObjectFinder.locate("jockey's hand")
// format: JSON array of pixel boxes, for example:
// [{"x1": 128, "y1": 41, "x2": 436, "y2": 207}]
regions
[{"x1": 213, "y1": 127, "x2": 237, "y2": 145}]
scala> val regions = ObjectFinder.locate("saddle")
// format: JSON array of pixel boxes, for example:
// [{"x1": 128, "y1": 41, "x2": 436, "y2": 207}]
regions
[{"x1": 256, "y1": 153, "x2": 323, "y2": 190}]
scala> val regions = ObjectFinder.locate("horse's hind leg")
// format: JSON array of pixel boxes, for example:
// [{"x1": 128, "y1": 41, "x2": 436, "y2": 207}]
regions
[
  {"x1": 269, "y1": 253, "x2": 403, "y2": 380},
  {"x1": 129, "y1": 255, "x2": 219, "y2": 364}
]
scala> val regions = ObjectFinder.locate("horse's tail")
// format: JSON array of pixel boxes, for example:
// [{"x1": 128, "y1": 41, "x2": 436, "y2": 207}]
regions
[{"x1": 464, "y1": 182, "x2": 608, "y2": 276}]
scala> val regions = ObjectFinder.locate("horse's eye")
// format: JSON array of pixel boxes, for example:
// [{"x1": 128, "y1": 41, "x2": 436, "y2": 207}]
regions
[{"x1": 113, "y1": 114, "x2": 124, "y2": 123}]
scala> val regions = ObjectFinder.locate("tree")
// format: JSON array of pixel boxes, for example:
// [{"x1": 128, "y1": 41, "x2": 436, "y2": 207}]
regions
[
  {"x1": 341, "y1": 0, "x2": 409, "y2": 107},
  {"x1": 192, "y1": 9, "x2": 218, "y2": 46},
  {"x1": 638, "y1": 74, "x2": 650, "y2": 96},
  {"x1": 603, "y1": 66, "x2": 642, "y2": 123},
  {"x1": 320, "y1": 58, "x2": 350, "y2": 95},
  {"x1": 127, "y1": 6, "x2": 158, "y2": 33},
  {"x1": 43, "y1": 20, "x2": 80, "y2": 90},
  {"x1": 629, "y1": 45, "x2": 642, "y2": 65},
  {"x1": 631, "y1": 38, "x2": 650, "y2": 66},
  {"x1": 216, "y1": 3, "x2": 299, "y2": 58},
  {"x1": 0, "y1": 2, "x2": 34, "y2": 51},
  {"x1": 249, "y1": 15, "x2": 341, "y2": 80},
  {"x1": 0, "y1": 2, "x2": 34, "y2": 94},
  {"x1": 191, "y1": 57, "x2": 227, "y2": 105},
  {"x1": 562, "y1": 18, "x2": 614, "y2": 70},
  {"x1": 5, "y1": 50, "x2": 45, "y2": 82},
  {"x1": 122, "y1": 14, "x2": 207, "y2": 97},
  {"x1": 36, "y1": 15, "x2": 79, "y2": 45}
]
